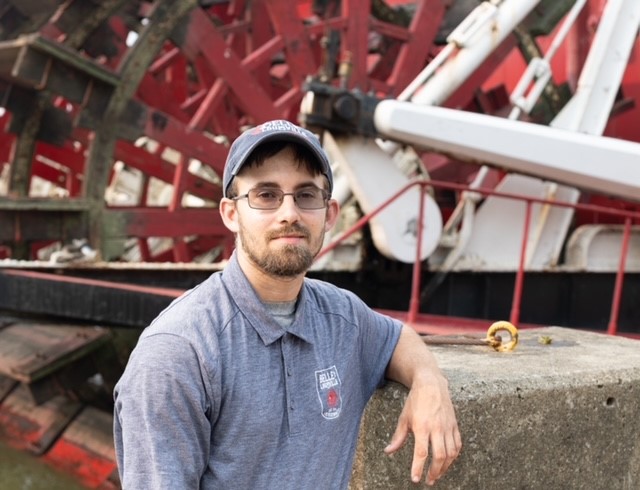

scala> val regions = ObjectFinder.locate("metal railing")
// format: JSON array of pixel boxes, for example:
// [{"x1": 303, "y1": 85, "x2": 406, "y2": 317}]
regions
[{"x1": 317, "y1": 178, "x2": 640, "y2": 335}]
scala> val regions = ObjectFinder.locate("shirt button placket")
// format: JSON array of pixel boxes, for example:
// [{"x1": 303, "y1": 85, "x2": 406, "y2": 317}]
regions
[{"x1": 281, "y1": 334, "x2": 299, "y2": 435}]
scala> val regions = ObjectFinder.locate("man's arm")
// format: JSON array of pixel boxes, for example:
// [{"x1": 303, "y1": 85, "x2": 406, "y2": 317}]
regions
[
  {"x1": 384, "y1": 325, "x2": 462, "y2": 486},
  {"x1": 114, "y1": 335, "x2": 211, "y2": 488}
]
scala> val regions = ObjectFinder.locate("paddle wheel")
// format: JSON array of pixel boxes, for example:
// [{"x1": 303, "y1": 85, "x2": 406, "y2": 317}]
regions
[
  {"x1": 0, "y1": 0, "x2": 451, "y2": 263},
  {"x1": 2, "y1": 0, "x2": 635, "y2": 266},
  {"x1": 0, "y1": 2, "x2": 639, "y2": 486}
]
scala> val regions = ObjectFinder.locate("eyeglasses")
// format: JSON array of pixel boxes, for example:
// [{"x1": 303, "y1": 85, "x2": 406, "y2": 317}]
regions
[{"x1": 232, "y1": 186, "x2": 329, "y2": 210}]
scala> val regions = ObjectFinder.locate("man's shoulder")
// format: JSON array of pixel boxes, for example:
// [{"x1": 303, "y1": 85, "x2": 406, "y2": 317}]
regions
[
  {"x1": 144, "y1": 271, "x2": 236, "y2": 338},
  {"x1": 304, "y1": 275, "x2": 346, "y2": 297},
  {"x1": 303, "y1": 277, "x2": 366, "y2": 312}
]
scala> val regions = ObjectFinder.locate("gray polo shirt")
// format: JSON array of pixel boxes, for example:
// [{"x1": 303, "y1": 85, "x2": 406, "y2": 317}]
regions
[{"x1": 114, "y1": 253, "x2": 402, "y2": 489}]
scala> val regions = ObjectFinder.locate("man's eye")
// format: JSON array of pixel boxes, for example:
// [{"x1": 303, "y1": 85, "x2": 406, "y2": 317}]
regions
[
  {"x1": 297, "y1": 191, "x2": 316, "y2": 200},
  {"x1": 297, "y1": 188, "x2": 321, "y2": 200},
  {"x1": 254, "y1": 190, "x2": 279, "y2": 200}
]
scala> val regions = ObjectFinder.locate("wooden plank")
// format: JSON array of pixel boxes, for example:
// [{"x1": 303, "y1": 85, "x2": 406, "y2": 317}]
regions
[
  {"x1": 0, "y1": 197, "x2": 89, "y2": 211},
  {"x1": 0, "y1": 323, "x2": 111, "y2": 383},
  {"x1": 0, "y1": 207, "x2": 88, "y2": 241},
  {"x1": 0, "y1": 384, "x2": 82, "y2": 455},
  {"x1": 0, "y1": 375, "x2": 17, "y2": 402},
  {"x1": 7, "y1": 0, "x2": 61, "y2": 18},
  {"x1": 44, "y1": 406, "x2": 119, "y2": 489}
]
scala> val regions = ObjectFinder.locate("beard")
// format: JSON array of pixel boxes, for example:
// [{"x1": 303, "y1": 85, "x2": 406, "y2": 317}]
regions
[{"x1": 238, "y1": 222, "x2": 324, "y2": 278}]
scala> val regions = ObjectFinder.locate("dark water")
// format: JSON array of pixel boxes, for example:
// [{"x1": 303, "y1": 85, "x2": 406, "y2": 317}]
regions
[{"x1": 0, "y1": 441, "x2": 87, "y2": 490}]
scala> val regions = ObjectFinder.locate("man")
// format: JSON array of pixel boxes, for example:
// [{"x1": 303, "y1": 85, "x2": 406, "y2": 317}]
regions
[{"x1": 114, "y1": 119, "x2": 461, "y2": 489}]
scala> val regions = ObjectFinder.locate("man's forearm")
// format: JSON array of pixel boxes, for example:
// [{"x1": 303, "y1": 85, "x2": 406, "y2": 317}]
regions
[
  {"x1": 383, "y1": 324, "x2": 462, "y2": 486},
  {"x1": 386, "y1": 324, "x2": 445, "y2": 387}
]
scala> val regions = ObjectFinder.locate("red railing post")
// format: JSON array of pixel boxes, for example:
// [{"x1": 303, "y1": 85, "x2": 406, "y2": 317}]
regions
[
  {"x1": 408, "y1": 181, "x2": 427, "y2": 324},
  {"x1": 607, "y1": 217, "x2": 632, "y2": 335},
  {"x1": 510, "y1": 200, "x2": 532, "y2": 326},
  {"x1": 314, "y1": 177, "x2": 640, "y2": 333}
]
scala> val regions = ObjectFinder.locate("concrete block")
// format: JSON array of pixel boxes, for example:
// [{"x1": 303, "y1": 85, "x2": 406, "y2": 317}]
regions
[{"x1": 351, "y1": 327, "x2": 640, "y2": 489}]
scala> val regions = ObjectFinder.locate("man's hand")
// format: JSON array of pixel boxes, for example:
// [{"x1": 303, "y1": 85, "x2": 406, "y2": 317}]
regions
[{"x1": 385, "y1": 326, "x2": 462, "y2": 486}]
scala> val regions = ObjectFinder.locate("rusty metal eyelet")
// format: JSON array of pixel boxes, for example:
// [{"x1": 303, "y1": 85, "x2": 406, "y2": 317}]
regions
[{"x1": 486, "y1": 321, "x2": 519, "y2": 352}]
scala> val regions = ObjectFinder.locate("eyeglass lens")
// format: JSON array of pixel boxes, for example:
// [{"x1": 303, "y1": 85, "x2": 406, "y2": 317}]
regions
[{"x1": 248, "y1": 187, "x2": 327, "y2": 209}]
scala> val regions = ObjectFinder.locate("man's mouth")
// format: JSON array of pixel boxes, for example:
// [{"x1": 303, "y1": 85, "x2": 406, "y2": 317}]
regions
[
  {"x1": 268, "y1": 227, "x2": 310, "y2": 242},
  {"x1": 271, "y1": 234, "x2": 307, "y2": 244}
]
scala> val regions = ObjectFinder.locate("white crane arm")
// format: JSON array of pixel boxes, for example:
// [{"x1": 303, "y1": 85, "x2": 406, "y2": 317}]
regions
[{"x1": 374, "y1": 100, "x2": 640, "y2": 202}]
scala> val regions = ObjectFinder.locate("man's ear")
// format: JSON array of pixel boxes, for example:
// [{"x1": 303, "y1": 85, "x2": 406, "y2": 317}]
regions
[
  {"x1": 324, "y1": 199, "x2": 340, "y2": 232},
  {"x1": 219, "y1": 198, "x2": 240, "y2": 233}
]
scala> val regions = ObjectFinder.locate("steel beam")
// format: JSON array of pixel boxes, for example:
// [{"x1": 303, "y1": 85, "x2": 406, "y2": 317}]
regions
[
  {"x1": 373, "y1": 100, "x2": 640, "y2": 203},
  {"x1": 0, "y1": 269, "x2": 182, "y2": 327}
]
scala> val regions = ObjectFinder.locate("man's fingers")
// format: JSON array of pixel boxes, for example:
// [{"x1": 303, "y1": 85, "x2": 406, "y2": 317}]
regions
[
  {"x1": 445, "y1": 427, "x2": 463, "y2": 472},
  {"x1": 390, "y1": 424, "x2": 462, "y2": 486},
  {"x1": 410, "y1": 436, "x2": 429, "y2": 483},
  {"x1": 424, "y1": 433, "x2": 447, "y2": 485},
  {"x1": 384, "y1": 417, "x2": 409, "y2": 455},
  {"x1": 454, "y1": 425, "x2": 463, "y2": 452},
  {"x1": 426, "y1": 429, "x2": 463, "y2": 485}
]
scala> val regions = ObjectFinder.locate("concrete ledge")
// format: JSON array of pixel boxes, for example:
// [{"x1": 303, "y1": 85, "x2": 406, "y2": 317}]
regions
[{"x1": 352, "y1": 327, "x2": 640, "y2": 489}]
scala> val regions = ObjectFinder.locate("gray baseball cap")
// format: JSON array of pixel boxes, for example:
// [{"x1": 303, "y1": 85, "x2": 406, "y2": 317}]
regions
[{"x1": 222, "y1": 119, "x2": 333, "y2": 198}]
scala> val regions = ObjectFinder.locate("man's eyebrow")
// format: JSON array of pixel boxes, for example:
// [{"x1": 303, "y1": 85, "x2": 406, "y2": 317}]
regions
[
  {"x1": 251, "y1": 181, "x2": 280, "y2": 189},
  {"x1": 252, "y1": 181, "x2": 319, "y2": 189}
]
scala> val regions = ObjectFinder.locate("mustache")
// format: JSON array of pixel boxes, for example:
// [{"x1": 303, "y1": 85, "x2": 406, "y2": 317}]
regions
[{"x1": 266, "y1": 224, "x2": 311, "y2": 241}]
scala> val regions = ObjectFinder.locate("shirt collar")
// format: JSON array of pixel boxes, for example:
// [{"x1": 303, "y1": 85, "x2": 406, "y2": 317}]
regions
[{"x1": 221, "y1": 252, "x2": 315, "y2": 345}]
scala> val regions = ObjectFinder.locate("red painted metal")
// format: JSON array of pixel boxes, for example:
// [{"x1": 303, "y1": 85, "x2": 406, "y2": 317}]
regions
[
  {"x1": 0, "y1": 0, "x2": 638, "y2": 264},
  {"x1": 510, "y1": 201, "x2": 533, "y2": 327},
  {"x1": 408, "y1": 183, "x2": 426, "y2": 324},
  {"x1": 1, "y1": 0, "x2": 460, "y2": 261},
  {"x1": 43, "y1": 407, "x2": 119, "y2": 489},
  {"x1": 382, "y1": 0, "x2": 448, "y2": 93},
  {"x1": 608, "y1": 217, "x2": 632, "y2": 336},
  {"x1": 1, "y1": 268, "x2": 183, "y2": 298},
  {"x1": 0, "y1": 384, "x2": 82, "y2": 455},
  {"x1": 318, "y1": 176, "x2": 640, "y2": 334},
  {"x1": 44, "y1": 436, "x2": 118, "y2": 489},
  {"x1": 0, "y1": 381, "x2": 117, "y2": 488}
]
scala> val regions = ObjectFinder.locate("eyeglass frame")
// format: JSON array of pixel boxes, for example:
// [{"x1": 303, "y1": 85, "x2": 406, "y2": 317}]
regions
[{"x1": 230, "y1": 185, "x2": 330, "y2": 210}]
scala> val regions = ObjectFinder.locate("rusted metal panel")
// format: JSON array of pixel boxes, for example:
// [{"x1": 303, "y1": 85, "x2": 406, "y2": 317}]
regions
[{"x1": 0, "y1": 384, "x2": 82, "y2": 454}]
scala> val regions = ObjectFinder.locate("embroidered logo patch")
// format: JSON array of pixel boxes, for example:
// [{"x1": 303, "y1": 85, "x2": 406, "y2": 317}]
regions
[{"x1": 315, "y1": 365, "x2": 342, "y2": 419}]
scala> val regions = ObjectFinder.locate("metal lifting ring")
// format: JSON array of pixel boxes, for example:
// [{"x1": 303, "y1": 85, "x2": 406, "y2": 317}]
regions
[{"x1": 486, "y1": 321, "x2": 519, "y2": 352}]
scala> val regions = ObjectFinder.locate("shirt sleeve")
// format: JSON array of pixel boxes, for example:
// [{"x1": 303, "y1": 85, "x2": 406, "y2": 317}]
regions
[
  {"x1": 113, "y1": 333, "x2": 215, "y2": 489},
  {"x1": 351, "y1": 294, "x2": 403, "y2": 395}
]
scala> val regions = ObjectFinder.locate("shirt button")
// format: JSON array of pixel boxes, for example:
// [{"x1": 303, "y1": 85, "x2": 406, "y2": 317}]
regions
[{"x1": 287, "y1": 368, "x2": 292, "y2": 376}]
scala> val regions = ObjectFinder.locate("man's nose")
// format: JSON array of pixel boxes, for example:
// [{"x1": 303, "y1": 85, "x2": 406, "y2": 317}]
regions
[{"x1": 276, "y1": 193, "x2": 301, "y2": 221}]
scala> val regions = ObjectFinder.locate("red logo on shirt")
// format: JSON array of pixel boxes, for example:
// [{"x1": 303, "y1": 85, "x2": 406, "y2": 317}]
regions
[{"x1": 327, "y1": 389, "x2": 338, "y2": 408}]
